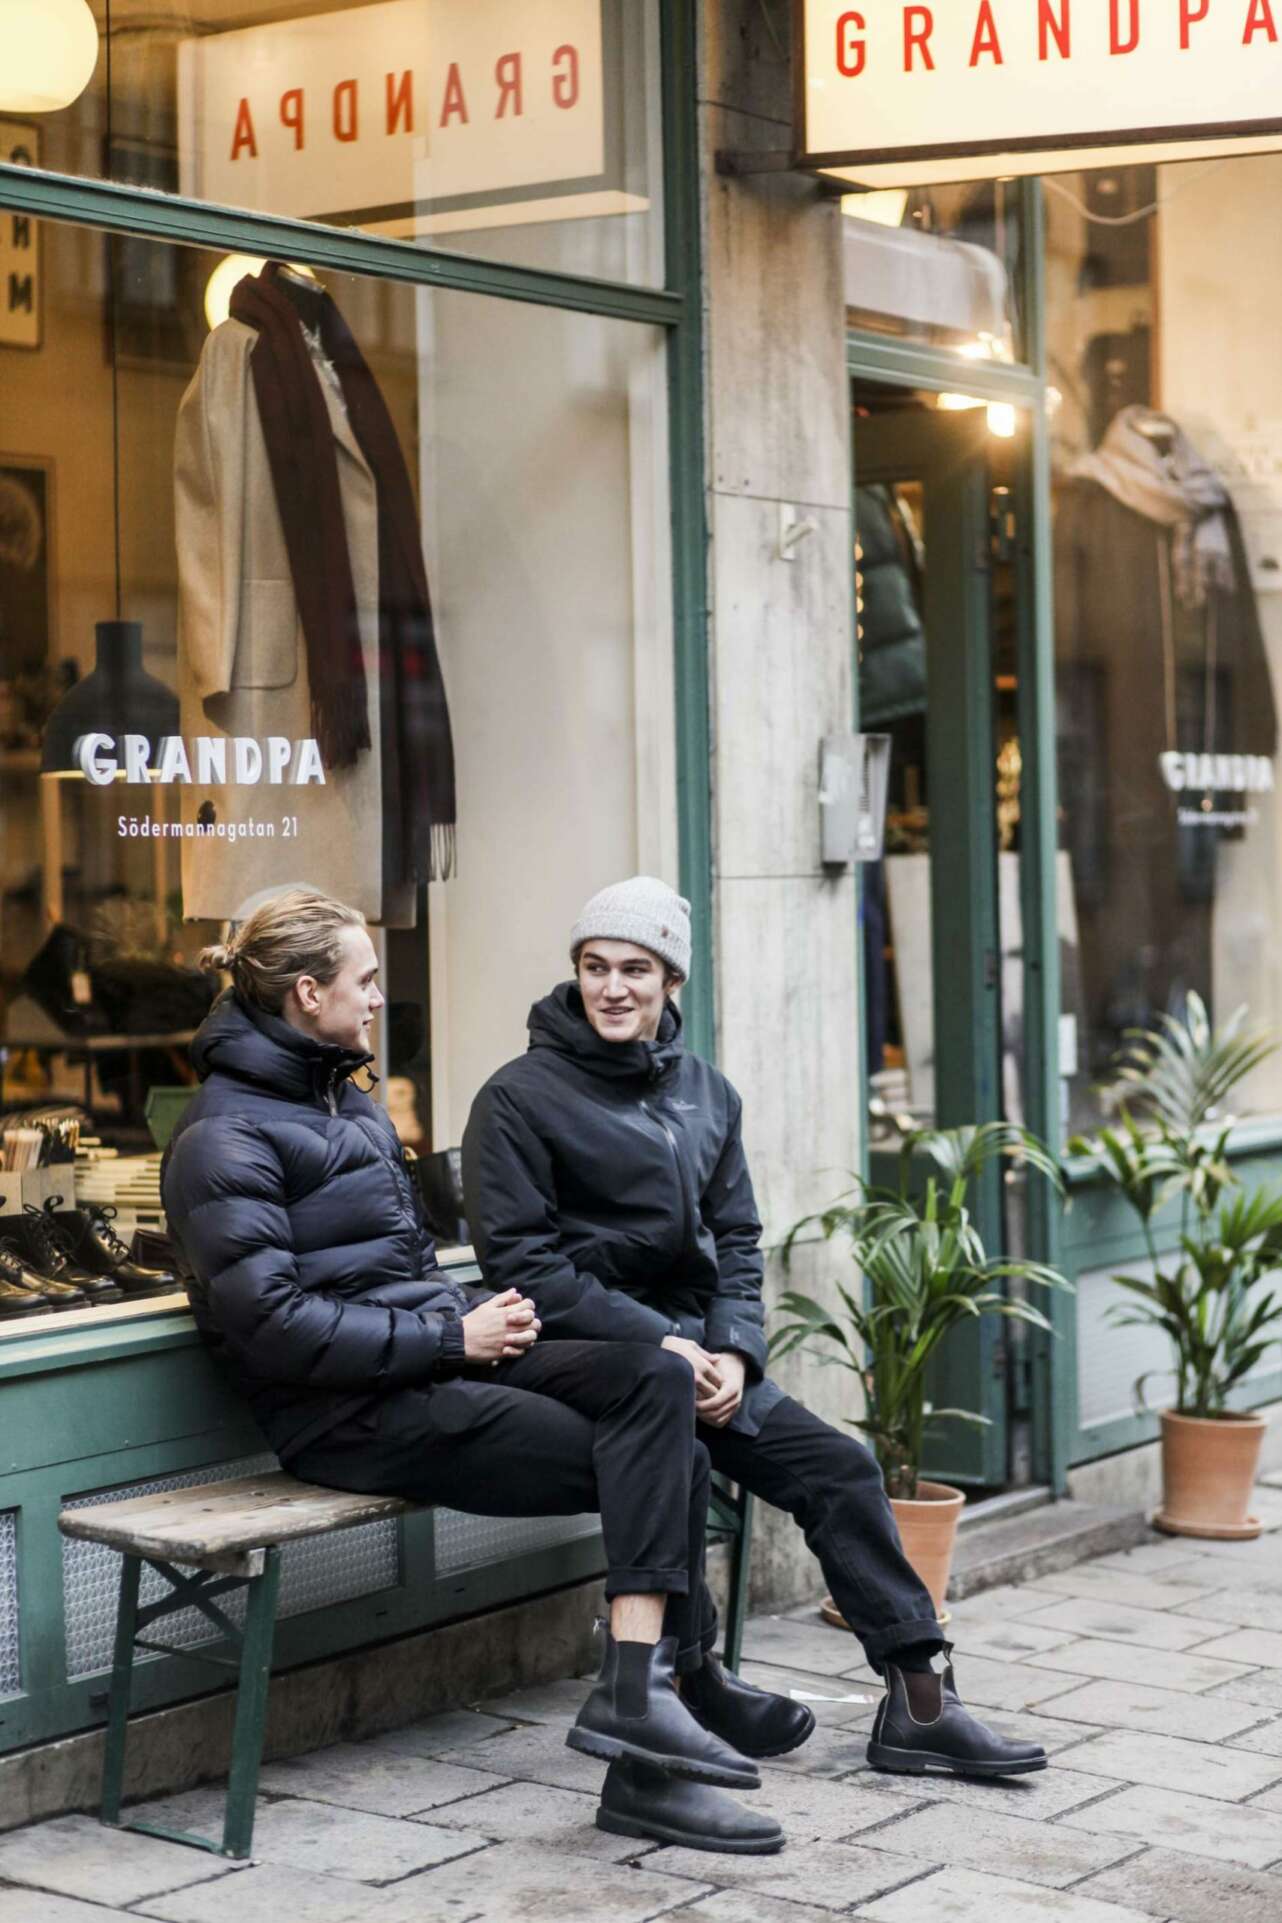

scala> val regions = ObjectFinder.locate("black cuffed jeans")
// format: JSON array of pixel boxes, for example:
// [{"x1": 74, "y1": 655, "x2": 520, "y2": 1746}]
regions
[
  {"x1": 287, "y1": 1339, "x2": 713, "y2": 1672},
  {"x1": 699, "y1": 1392, "x2": 944, "y2": 1672}
]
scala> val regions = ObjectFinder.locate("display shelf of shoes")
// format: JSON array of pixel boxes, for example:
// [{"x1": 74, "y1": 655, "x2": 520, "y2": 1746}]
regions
[{"x1": 0, "y1": 1155, "x2": 185, "y2": 1338}]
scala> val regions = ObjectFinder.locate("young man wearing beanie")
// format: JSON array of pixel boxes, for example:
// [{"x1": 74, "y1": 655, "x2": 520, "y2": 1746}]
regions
[{"x1": 463, "y1": 875, "x2": 1048, "y2": 1845}]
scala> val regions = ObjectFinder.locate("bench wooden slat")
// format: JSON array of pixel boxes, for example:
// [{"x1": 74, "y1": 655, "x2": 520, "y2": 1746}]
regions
[{"x1": 57, "y1": 1472, "x2": 414, "y2": 1571}]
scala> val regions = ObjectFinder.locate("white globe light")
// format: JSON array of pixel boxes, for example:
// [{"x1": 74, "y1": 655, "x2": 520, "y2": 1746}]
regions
[
  {"x1": 204, "y1": 256, "x2": 319, "y2": 332},
  {"x1": 0, "y1": 0, "x2": 100, "y2": 114}
]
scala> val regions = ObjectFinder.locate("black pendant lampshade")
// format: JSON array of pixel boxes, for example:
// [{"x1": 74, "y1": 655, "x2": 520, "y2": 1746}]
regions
[{"x1": 40, "y1": 620, "x2": 179, "y2": 777}]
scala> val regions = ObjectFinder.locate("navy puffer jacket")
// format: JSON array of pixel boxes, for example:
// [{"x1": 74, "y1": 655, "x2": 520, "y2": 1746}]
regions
[{"x1": 163, "y1": 991, "x2": 474, "y2": 1458}]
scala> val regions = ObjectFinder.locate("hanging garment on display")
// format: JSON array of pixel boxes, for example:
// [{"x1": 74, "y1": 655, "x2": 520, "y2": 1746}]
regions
[
  {"x1": 856, "y1": 483, "x2": 926, "y2": 726},
  {"x1": 173, "y1": 263, "x2": 456, "y2": 925},
  {"x1": 1054, "y1": 404, "x2": 1277, "y2": 1069}
]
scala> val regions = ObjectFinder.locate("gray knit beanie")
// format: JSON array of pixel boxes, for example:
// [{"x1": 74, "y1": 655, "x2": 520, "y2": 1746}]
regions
[{"x1": 570, "y1": 876, "x2": 692, "y2": 982}]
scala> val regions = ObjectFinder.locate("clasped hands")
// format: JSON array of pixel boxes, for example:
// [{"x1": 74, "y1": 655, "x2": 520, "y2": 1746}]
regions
[{"x1": 661, "y1": 1335, "x2": 746, "y2": 1427}]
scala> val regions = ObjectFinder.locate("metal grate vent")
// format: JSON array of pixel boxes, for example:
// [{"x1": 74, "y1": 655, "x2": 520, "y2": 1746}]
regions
[
  {"x1": 62, "y1": 1455, "x2": 400, "y2": 1680},
  {"x1": 433, "y1": 1508, "x2": 601, "y2": 1576},
  {"x1": 0, "y1": 1513, "x2": 19, "y2": 1698}
]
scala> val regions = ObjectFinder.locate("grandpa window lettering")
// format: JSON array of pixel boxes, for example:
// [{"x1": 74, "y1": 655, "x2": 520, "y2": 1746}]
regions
[
  {"x1": 834, "y1": 0, "x2": 1279, "y2": 75},
  {"x1": 75, "y1": 734, "x2": 327, "y2": 786},
  {"x1": 227, "y1": 44, "x2": 582, "y2": 160}
]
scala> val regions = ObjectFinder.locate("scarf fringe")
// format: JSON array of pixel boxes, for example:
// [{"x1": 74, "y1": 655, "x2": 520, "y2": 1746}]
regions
[{"x1": 427, "y1": 823, "x2": 457, "y2": 883}]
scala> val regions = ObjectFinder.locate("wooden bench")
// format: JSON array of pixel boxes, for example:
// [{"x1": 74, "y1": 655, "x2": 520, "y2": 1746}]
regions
[{"x1": 58, "y1": 1469, "x2": 753, "y2": 1861}]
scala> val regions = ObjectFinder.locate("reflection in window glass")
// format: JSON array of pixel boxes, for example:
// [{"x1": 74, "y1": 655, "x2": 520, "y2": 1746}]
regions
[
  {"x1": 9, "y1": 0, "x2": 664, "y2": 288},
  {"x1": 842, "y1": 178, "x2": 1024, "y2": 365},
  {"x1": 1047, "y1": 156, "x2": 1282, "y2": 1126},
  {"x1": 0, "y1": 224, "x2": 674, "y2": 1286}
]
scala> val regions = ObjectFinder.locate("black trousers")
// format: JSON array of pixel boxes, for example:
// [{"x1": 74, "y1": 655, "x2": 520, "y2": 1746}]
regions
[
  {"x1": 288, "y1": 1340, "x2": 714, "y2": 1671},
  {"x1": 699, "y1": 1393, "x2": 943, "y2": 1671}
]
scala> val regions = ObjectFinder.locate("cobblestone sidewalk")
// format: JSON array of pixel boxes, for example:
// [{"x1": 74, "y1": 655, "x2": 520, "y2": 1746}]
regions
[{"x1": 4, "y1": 1488, "x2": 1282, "y2": 1923}]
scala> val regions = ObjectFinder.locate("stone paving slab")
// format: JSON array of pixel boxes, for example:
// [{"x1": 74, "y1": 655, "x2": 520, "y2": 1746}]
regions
[
  {"x1": 754, "y1": 1719, "x2": 876, "y2": 1777},
  {"x1": 1023, "y1": 1637, "x2": 1257, "y2": 1693},
  {"x1": 374, "y1": 1839, "x2": 713, "y2": 1923},
  {"x1": 695, "y1": 1765, "x2": 919, "y2": 1840},
  {"x1": 365, "y1": 1708, "x2": 515, "y2": 1754},
  {"x1": 1077, "y1": 1846, "x2": 1282, "y2": 1923},
  {"x1": 737, "y1": 1658, "x2": 880, "y2": 1722},
  {"x1": 256, "y1": 1743, "x2": 509, "y2": 1816},
  {"x1": 856, "y1": 1796, "x2": 1140, "y2": 1887},
  {"x1": 1017, "y1": 1595, "x2": 1227, "y2": 1651},
  {"x1": 1173, "y1": 1585, "x2": 1282, "y2": 1629},
  {"x1": 946, "y1": 1617, "x2": 1083, "y2": 1663},
  {"x1": 136, "y1": 1863, "x2": 389, "y2": 1923},
  {"x1": 1035, "y1": 1675, "x2": 1268, "y2": 1742},
  {"x1": 0, "y1": 1812, "x2": 239, "y2": 1906},
  {"x1": 738, "y1": 1615, "x2": 864, "y2": 1676},
  {"x1": 1192, "y1": 1627, "x2": 1282, "y2": 1668},
  {"x1": 444, "y1": 1721, "x2": 610, "y2": 1793},
  {"x1": 1092, "y1": 1540, "x2": 1220, "y2": 1577},
  {"x1": 0, "y1": 1896, "x2": 165, "y2": 1923},
  {"x1": 1207, "y1": 1667, "x2": 1282, "y2": 1711},
  {"x1": 413, "y1": 1777, "x2": 664, "y2": 1860},
  {"x1": 1228, "y1": 1716, "x2": 1282, "y2": 1756},
  {"x1": 1028, "y1": 1562, "x2": 1226, "y2": 1613},
  {"x1": 850, "y1": 1756, "x2": 1110, "y2": 1819},
  {"x1": 665, "y1": 1890, "x2": 870, "y2": 1923},
  {"x1": 480, "y1": 1675, "x2": 592, "y2": 1726},
  {"x1": 1244, "y1": 1776, "x2": 1282, "y2": 1810},
  {"x1": 1057, "y1": 1725, "x2": 1282, "y2": 1801},
  {"x1": 638, "y1": 1836, "x2": 927, "y2": 1913},
  {"x1": 855, "y1": 1864, "x2": 1158, "y2": 1923},
  {"x1": 167, "y1": 1795, "x2": 487, "y2": 1884},
  {"x1": 1058, "y1": 1779, "x2": 1282, "y2": 1869}
]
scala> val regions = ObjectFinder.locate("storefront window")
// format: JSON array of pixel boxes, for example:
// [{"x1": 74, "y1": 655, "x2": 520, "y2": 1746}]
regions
[
  {"x1": 1047, "y1": 156, "x2": 1282, "y2": 1127},
  {"x1": 843, "y1": 178, "x2": 1025, "y2": 365},
  {"x1": 6, "y1": 0, "x2": 665, "y2": 288},
  {"x1": 0, "y1": 219, "x2": 674, "y2": 1325}
]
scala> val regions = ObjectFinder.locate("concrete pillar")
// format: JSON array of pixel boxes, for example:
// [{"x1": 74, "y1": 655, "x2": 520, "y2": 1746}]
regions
[{"x1": 699, "y1": 1, "x2": 865, "y2": 1610}]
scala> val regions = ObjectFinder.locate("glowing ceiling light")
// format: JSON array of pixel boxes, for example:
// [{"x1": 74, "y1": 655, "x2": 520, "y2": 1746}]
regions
[
  {"x1": 937, "y1": 392, "x2": 984, "y2": 412},
  {"x1": 0, "y1": 0, "x2": 99, "y2": 113},
  {"x1": 987, "y1": 403, "x2": 1018, "y2": 438},
  {"x1": 840, "y1": 190, "x2": 909, "y2": 228},
  {"x1": 204, "y1": 255, "x2": 318, "y2": 331}
]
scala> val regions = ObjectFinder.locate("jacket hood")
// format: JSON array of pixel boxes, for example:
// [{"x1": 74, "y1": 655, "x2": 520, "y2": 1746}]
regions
[
  {"x1": 527, "y1": 981, "x2": 684, "y2": 1084},
  {"x1": 189, "y1": 989, "x2": 374, "y2": 1105}
]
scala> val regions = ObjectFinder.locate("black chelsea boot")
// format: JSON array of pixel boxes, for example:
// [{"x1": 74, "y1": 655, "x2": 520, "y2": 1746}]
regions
[
  {"x1": 568, "y1": 1633, "x2": 761, "y2": 1788},
  {"x1": 867, "y1": 1653, "x2": 1047, "y2": 1778}
]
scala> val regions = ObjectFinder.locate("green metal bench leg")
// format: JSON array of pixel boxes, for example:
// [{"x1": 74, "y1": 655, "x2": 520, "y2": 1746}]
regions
[
  {"x1": 221, "y1": 1548, "x2": 282, "y2": 1859},
  {"x1": 101, "y1": 1554, "x2": 143, "y2": 1826},
  {"x1": 721, "y1": 1491, "x2": 753, "y2": 1673}
]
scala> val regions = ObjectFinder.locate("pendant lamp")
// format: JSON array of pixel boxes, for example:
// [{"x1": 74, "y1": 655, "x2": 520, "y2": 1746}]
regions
[
  {"x1": 40, "y1": 621, "x2": 178, "y2": 778},
  {"x1": 0, "y1": 0, "x2": 99, "y2": 114}
]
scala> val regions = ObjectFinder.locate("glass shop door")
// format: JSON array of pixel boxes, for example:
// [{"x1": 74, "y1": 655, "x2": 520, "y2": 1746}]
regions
[{"x1": 855, "y1": 392, "x2": 1030, "y2": 1487}]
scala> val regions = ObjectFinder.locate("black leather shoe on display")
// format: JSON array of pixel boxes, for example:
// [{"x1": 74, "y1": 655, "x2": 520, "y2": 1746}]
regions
[
  {"x1": 19, "y1": 1203, "x2": 123, "y2": 1305},
  {"x1": 596, "y1": 1758, "x2": 783, "y2": 1854},
  {"x1": 684, "y1": 1652, "x2": 816, "y2": 1759},
  {"x1": 49, "y1": 1202, "x2": 176, "y2": 1298},
  {"x1": 11, "y1": 1199, "x2": 121, "y2": 1307},
  {"x1": 868, "y1": 1656, "x2": 1047, "y2": 1778},
  {"x1": 568, "y1": 1635, "x2": 761, "y2": 1788},
  {"x1": 0, "y1": 1253, "x2": 45, "y2": 1318},
  {"x1": 0, "y1": 1236, "x2": 87, "y2": 1312}
]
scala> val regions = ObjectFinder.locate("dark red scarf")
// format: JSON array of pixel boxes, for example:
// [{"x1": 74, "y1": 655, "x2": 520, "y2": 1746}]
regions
[{"x1": 228, "y1": 262, "x2": 456, "y2": 887}]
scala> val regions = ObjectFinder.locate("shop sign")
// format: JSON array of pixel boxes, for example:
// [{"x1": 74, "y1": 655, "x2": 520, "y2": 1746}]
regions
[
  {"x1": 76, "y1": 734, "x2": 326, "y2": 786},
  {"x1": 178, "y1": 0, "x2": 642, "y2": 238},
  {"x1": 797, "y1": 0, "x2": 1282, "y2": 187},
  {"x1": 0, "y1": 121, "x2": 40, "y2": 350}
]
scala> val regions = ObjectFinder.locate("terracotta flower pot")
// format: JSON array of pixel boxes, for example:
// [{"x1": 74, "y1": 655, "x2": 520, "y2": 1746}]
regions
[
  {"x1": 1153, "y1": 1407, "x2": 1269, "y2": 1541},
  {"x1": 819, "y1": 1477, "x2": 963, "y2": 1630}
]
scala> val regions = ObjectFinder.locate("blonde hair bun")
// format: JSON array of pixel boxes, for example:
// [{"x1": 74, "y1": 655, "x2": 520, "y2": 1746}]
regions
[{"x1": 199, "y1": 941, "x2": 236, "y2": 974}]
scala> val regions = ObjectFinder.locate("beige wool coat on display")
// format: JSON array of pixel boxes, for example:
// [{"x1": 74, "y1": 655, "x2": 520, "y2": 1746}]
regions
[{"x1": 173, "y1": 317, "x2": 414, "y2": 927}]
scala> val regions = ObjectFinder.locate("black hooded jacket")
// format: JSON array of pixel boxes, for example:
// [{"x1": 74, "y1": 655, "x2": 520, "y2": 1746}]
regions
[
  {"x1": 162, "y1": 991, "x2": 474, "y2": 1458},
  {"x1": 462, "y1": 984, "x2": 778, "y2": 1430}
]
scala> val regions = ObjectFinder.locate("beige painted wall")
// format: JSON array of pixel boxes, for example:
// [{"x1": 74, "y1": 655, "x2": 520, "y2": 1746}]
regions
[{"x1": 700, "y1": 0, "x2": 865, "y2": 1613}]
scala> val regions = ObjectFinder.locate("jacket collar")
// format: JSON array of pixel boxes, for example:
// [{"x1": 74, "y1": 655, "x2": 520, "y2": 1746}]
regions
[
  {"x1": 190, "y1": 989, "x2": 373, "y2": 1107},
  {"x1": 526, "y1": 981, "x2": 684, "y2": 1085}
]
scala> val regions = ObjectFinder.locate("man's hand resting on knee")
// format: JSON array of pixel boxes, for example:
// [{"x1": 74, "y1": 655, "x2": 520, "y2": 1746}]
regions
[
  {"x1": 696, "y1": 1351, "x2": 747, "y2": 1428},
  {"x1": 661, "y1": 1334, "x2": 723, "y2": 1398},
  {"x1": 463, "y1": 1288, "x2": 541, "y2": 1364}
]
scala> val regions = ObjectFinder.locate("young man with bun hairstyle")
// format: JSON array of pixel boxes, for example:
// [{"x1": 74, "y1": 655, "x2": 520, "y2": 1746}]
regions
[
  {"x1": 163, "y1": 887, "x2": 785, "y2": 1856},
  {"x1": 464, "y1": 877, "x2": 1049, "y2": 1792}
]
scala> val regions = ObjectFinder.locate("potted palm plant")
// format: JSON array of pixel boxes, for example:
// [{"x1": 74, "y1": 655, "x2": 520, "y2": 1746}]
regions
[
  {"x1": 775, "y1": 1122, "x2": 1072, "y2": 1617},
  {"x1": 1070, "y1": 993, "x2": 1282, "y2": 1540}
]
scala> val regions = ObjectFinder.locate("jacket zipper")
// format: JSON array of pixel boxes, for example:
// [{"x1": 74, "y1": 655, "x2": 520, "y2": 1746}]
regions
[{"x1": 640, "y1": 1098, "x2": 693, "y2": 1251}]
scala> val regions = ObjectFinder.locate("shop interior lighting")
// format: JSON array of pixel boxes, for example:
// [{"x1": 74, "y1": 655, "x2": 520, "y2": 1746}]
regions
[
  {"x1": 986, "y1": 403, "x2": 1017, "y2": 438},
  {"x1": 937, "y1": 392, "x2": 984, "y2": 411},
  {"x1": 0, "y1": 0, "x2": 98, "y2": 112},
  {"x1": 204, "y1": 255, "x2": 317, "y2": 332},
  {"x1": 840, "y1": 190, "x2": 910, "y2": 228}
]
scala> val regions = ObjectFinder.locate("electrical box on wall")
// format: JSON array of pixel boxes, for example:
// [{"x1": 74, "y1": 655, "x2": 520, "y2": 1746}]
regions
[{"x1": 819, "y1": 733, "x2": 890, "y2": 868}]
